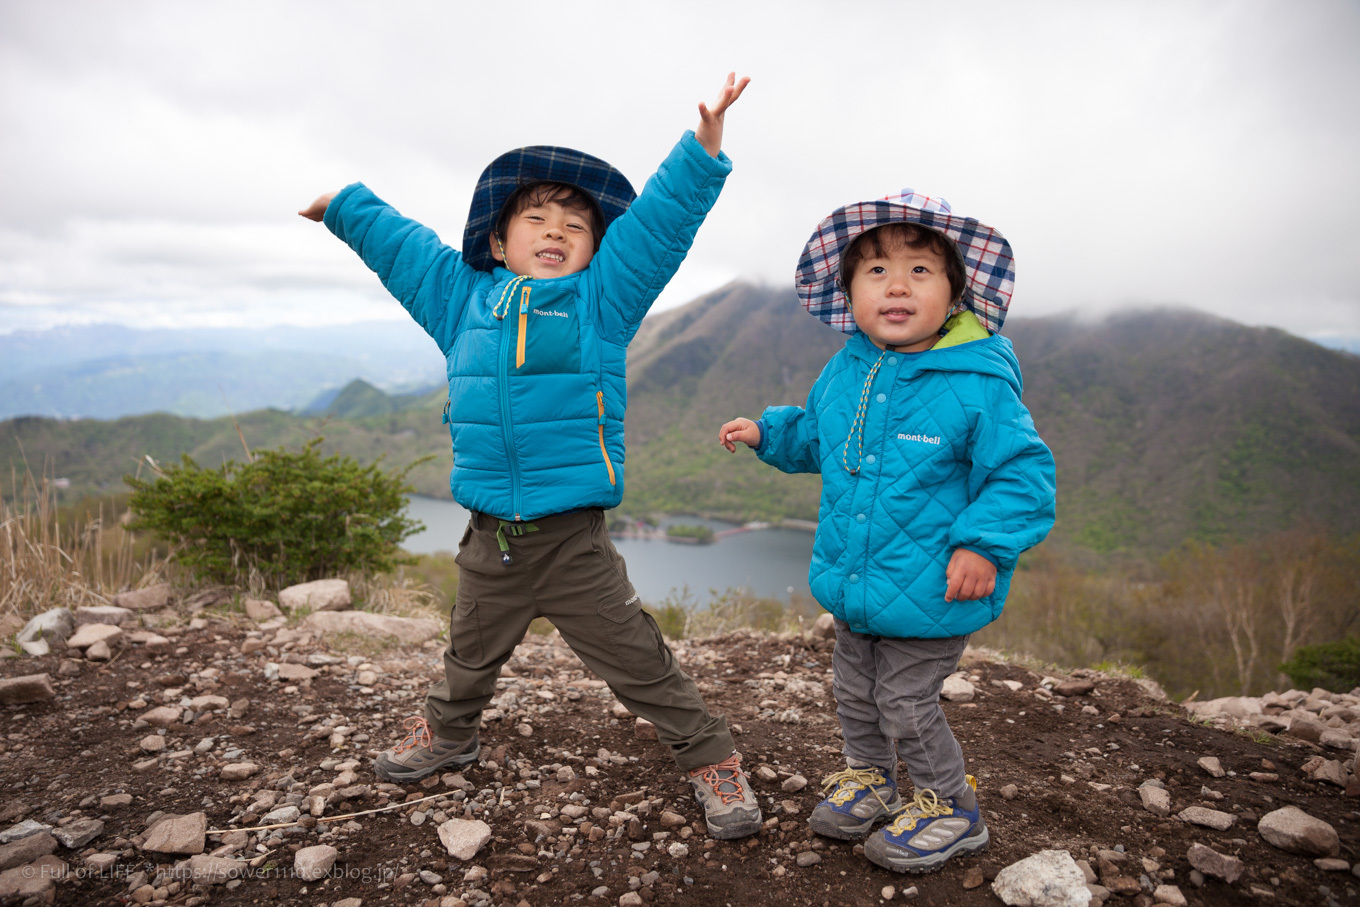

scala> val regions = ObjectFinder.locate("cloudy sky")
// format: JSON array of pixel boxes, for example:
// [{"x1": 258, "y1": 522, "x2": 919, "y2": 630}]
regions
[{"x1": 2, "y1": 0, "x2": 1358, "y2": 342}]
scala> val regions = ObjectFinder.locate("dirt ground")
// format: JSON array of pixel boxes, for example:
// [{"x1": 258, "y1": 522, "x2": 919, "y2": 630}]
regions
[{"x1": 1, "y1": 617, "x2": 1357, "y2": 906}]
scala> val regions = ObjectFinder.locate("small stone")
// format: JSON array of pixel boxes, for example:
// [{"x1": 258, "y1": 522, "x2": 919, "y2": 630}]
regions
[
  {"x1": 279, "y1": 578, "x2": 351, "y2": 612},
  {"x1": 1139, "y1": 784, "x2": 1171, "y2": 816},
  {"x1": 1314, "y1": 858, "x2": 1350, "y2": 872},
  {"x1": 999, "y1": 784, "x2": 1018, "y2": 800},
  {"x1": 52, "y1": 818, "x2": 103, "y2": 849},
  {"x1": 634, "y1": 717, "x2": 657, "y2": 740},
  {"x1": 139, "y1": 706, "x2": 182, "y2": 728},
  {"x1": 991, "y1": 850, "x2": 1089, "y2": 907},
  {"x1": 139, "y1": 734, "x2": 166, "y2": 753},
  {"x1": 100, "y1": 794, "x2": 133, "y2": 809},
  {"x1": 1196, "y1": 756, "x2": 1225, "y2": 778},
  {"x1": 781, "y1": 774, "x2": 808, "y2": 793},
  {"x1": 0, "y1": 674, "x2": 55, "y2": 705},
  {"x1": 940, "y1": 673, "x2": 975, "y2": 702},
  {"x1": 142, "y1": 812, "x2": 207, "y2": 855},
  {"x1": 1186, "y1": 843, "x2": 1243, "y2": 883},
  {"x1": 438, "y1": 819, "x2": 492, "y2": 861},
  {"x1": 795, "y1": 851, "x2": 821, "y2": 867},
  {"x1": 0, "y1": 831, "x2": 57, "y2": 871},
  {"x1": 962, "y1": 866, "x2": 984, "y2": 889},
  {"x1": 1257, "y1": 805, "x2": 1340, "y2": 857},
  {"x1": 619, "y1": 893, "x2": 644, "y2": 907},
  {"x1": 1177, "y1": 807, "x2": 1234, "y2": 830},
  {"x1": 1153, "y1": 885, "x2": 1186, "y2": 906},
  {"x1": 86, "y1": 639, "x2": 113, "y2": 661},
  {"x1": 112, "y1": 584, "x2": 174, "y2": 611},
  {"x1": 294, "y1": 844, "x2": 338, "y2": 881},
  {"x1": 1054, "y1": 680, "x2": 1096, "y2": 697},
  {"x1": 220, "y1": 762, "x2": 259, "y2": 781},
  {"x1": 243, "y1": 599, "x2": 283, "y2": 621},
  {"x1": 881, "y1": 885, "x2": 895, "y2": 900}
]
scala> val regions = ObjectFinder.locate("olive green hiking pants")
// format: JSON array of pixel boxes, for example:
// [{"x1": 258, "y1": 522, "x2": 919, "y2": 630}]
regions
[{"x1": 423, "y1": 508, "x2": 734, "y2": 772}]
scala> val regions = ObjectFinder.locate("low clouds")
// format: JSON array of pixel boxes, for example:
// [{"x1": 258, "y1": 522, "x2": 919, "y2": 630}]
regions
[{"x1": 1, "y1": 0, "x2": 1357, "y2": 337}]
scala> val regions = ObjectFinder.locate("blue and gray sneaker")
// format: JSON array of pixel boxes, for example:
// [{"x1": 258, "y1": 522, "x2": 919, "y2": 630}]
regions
[
  {"x1": 863, "y1": 775, "x2": 989, "y2": 873},
  {"x1": 808, "y1": 762, "x2": 903, "y2": 840}
]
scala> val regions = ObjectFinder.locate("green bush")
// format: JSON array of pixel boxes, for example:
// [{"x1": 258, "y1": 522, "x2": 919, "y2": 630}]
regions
[
  {"x1": 125, "y1": 439, "x2": 425, "y2": 588},
  {"x1": 665, "y1": 523, "x2": 715, "y2": 544},
  {"x1": 1279, "y1": 637, "x2": 1360, "y2": 693}
]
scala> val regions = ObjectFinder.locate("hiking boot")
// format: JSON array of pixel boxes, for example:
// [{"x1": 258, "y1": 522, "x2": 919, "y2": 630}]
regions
[
  {"x1": 372, "y1": 717, "x2": 480, "y2": 782},
  {"x1": 863, "y1": 776, "x2": 988, "y2": 874},
  {"x1": 809, "y1": 762, "x2": 902, "y2": 840},
  {"x1": 688, "y1": 752, "x2": 762, "y2": 839}
]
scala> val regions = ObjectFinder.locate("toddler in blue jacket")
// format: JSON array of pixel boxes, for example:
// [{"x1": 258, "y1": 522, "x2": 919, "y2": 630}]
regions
[
  {"x1": 299, "y1": 75, "x2": 763, "y2": 839},
  {"x1": 719, "y1": 190, "x2": 1056, "y2": 872}
]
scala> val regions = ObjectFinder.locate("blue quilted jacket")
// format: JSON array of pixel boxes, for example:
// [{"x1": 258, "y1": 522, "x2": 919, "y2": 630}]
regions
[
  {"x1": 758, "y1": 318, "x2": 1056, "y2": 638},
  {"x1": 324, "y1": 132, "x2": 731, "y2": 521}
]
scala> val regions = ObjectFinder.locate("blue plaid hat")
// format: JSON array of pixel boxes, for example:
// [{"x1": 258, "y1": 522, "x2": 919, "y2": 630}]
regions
[
  {"x1": 795, "y1": 189, "x2": 1015, "y2": 335},
  {"x1": 461, "y1": 146, "x2": 637, "y2": 273}
]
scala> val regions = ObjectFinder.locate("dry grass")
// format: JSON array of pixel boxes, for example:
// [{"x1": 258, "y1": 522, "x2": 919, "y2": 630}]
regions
[{"x1": 1, "y1": 470, "x2": 165, "y2": 627}]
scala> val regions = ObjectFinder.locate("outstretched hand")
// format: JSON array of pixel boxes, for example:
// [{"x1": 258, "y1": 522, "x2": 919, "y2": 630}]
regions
[
  {"x1": 944, "y1": 548, "x2": 997, "y2": 603},
  {"x1": 696, "y1": 72, "x2": 750, "y2": 158},
  {"x1": 298, "y1": 192, "x2": 337, "y2": 222},
  {"x1": 718, "y1": 417, "x2": 761, "y2": 453}
]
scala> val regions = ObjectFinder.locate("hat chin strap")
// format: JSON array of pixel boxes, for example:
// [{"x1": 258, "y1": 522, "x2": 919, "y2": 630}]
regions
[{"x1": 493, "y1": 234, "x2": 508, "y2": 265}]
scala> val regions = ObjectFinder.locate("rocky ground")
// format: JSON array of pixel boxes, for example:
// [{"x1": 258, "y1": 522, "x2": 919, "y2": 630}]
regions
[{"x1": 1, "y1": 589, "x2": 1358, "y2": 907}]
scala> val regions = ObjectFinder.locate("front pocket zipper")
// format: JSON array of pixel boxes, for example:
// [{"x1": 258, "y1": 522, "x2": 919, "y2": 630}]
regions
[
  {"x1": 597, "y1": 391, "x2": 616, "y2": 486},
  {"x1": 516, "y1": 285, "x2": 532, "y2": 368}
]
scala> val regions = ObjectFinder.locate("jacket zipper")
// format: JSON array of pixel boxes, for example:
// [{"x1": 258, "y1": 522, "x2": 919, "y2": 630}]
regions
[
  {"x1": 497, "y1": 280, "x2": 525, "y2": 519},
  {"x1": 596, "y1": 391, "x2": 616, "y2": 486},
  {"x1": 515, "y1": 285, "x2": 532, "y2": 368}
]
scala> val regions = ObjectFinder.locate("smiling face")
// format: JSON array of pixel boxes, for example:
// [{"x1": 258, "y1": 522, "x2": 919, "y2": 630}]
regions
[
  {"x1": 490, "y1": 184, "x2": 599, "y2": 279},
  {"x1": 845, "y1": 225, "x2": 963, "y2": 352}
]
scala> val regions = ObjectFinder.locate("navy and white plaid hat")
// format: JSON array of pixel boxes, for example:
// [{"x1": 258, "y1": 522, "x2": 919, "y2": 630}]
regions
[
  {"x1": 795, "y1": 189, "x2": 1015, "y2": 335},
  {"x1": 461, "y1": 146, "x2": 637, "y2": 273}
]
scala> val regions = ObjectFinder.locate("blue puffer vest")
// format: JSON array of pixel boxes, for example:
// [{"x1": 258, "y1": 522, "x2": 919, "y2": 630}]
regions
[
  {"x1": 325, "y1": 132, "x2": 731, "y2": 520},
  {"x1": 758, "y1": 318, "x2": 1056, "y2": 638}
]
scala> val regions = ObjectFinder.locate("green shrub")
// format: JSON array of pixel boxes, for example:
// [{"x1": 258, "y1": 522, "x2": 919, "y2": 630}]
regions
[
  {"x1": 1279, "y1": 637, "x2": 1360, "y2": 693},
  {"x1": 125, "y1": 439, "x2": 425, "y2": 588},
  {"x1": 665, "y1": 523, "x2": 715, "y2": 544}
]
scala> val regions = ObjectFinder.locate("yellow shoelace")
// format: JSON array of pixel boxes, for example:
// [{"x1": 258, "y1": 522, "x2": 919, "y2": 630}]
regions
[
  {"x1": 884, "y1": 774, "x2": 979, "y2": 834},
  {"x1": 821, "y1": 766, "x2": 895, "y2": 812}
]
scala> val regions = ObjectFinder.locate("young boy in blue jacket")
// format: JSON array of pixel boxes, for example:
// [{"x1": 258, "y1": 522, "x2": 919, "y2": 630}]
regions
[
  {"x1": 299, "y1": 75, "x2": 762, "y2": 839},
  {"x1": 718, "y1": 190, "x2": 1056, "y2": 871}
]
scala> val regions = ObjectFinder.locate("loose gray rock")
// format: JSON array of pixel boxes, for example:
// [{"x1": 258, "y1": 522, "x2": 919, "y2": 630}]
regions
[
  {"x1": 438, "y1": 818, "x2": 492, "y2": 861},
  {"x1": 0, "y1": 821, "x2": 52, "y2": 846},
  {"x1": 142, "y1": 812, "x2": 207, "y2": 855},
  {"x1": 52, "y1": 818, "x2": 103, "y2": 849},
  {"x1": 1053, "y1": 680, "x2": 1096, "y2": 697},
  {"x1": 86, "y1": 639, "x2": 113, "y2": 661},
  {"x1": 138, "y1": 705, "x2": 182, "y2": 728},
  {"x1": 1196, "y1": 756, "x2": 1225, "y2": 778},
  {"x1": 991, "y1": 850, "x2": 1092, "y2": 906},
  {"x1": 277, "y1": 663, "x2": 319, "y2": 682},
  {"x1": 782, "y1": 774, "x2": 808, "y2": 793},
  {"x1": 1186, "y1": 844, "x2": 1243, "y2": 883},
  {"x1": 1257, "y1": 806, "x2": 1340, "y2": 857},
  {"x1": 171, "y1": 854, "x2": 246, "y2": 884},
  {"x1": 1177, "y1": 807, "x2": 1235, "y2": 830},
  {"x1": 280, "y1": 578, "x2": 351, "y2": 612},
  {"x1": 74, "y1": 606, "x2": 133, "y2": 626},
  {"x1": 1138, "y1": 784, "x2": 1171, "y2": 816},
  {"x1": 0, "y1": 831, "x2": 56, "y2": 871},
  {"x1": 302, "y1": 610, "x2": 441, "y2": 645},
  {"x1": 17, "y1": 608, "x2": 74, "y2": 649},
  {"x1": 795, "y1": 851, "x2": 821, "y2": 867},
  {"x1": 112, "y1": 583, "x2": 174, "y2": 611},
  {"x1": 0, "y1": 853, "x2": 66, "y2": 901},
  {"x1": 294, "y1": 844, "x2": 338, "y2": 881},
  {"x1": 244, "y1": 598, "x2": 283, "y2": 621},
  {"x1": 0, "y1": 673, "x2": 55, "y2": 705},
  {"x1": 941, "y1": 673, "x2": 976, "y2": 702},
  {"x1": 811, "y1": 612, "x2": 836, "y2": 640},
  {"x1": 1152, "y1": 884, "x2": 1187, "y2": 906}
]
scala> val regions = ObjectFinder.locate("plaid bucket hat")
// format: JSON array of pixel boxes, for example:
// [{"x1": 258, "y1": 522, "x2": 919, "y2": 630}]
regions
[
  {"x1": 461, "y1": 146, "x2": 637, "y2": 273},
  {"x1": 795, "y1": 189, "x2": 1015, "y2": 335}
]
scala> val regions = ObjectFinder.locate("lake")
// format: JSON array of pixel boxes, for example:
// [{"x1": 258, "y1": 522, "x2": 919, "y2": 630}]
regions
[{"x1": 402, "y1": 496, "x2": 815, "y2": 605}]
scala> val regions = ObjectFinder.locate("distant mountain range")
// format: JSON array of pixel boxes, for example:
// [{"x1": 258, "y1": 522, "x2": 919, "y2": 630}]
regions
[
  {"x1": 0, "y1": 321, "x2": 446, "y2": 420},
  {"x1": 4, "y1": 284, "x2": 1358, "y2": 559}
]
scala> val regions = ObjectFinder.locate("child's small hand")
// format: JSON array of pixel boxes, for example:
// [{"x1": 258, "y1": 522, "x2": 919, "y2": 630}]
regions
[
  {"x1": 944, "y1": 549, "x2": 997, "y2": 602},
  {"x1": 696, "y1": 72, "x2": 750, "y2": 158},
  {"x1": 718, "y1": 417, "x2": 761, "y2": 453},
  {"x1": 298, "y1": 192, "x2": 338, "y2": 222}
]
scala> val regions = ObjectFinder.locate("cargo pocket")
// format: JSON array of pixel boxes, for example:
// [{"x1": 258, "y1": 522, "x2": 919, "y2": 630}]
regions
[
  {"x1": 446, "y1": 590, "x2": 485, "y2": 667},
  {"x1": 597, "y1": 590, "x2": 667, "y2": 682}
]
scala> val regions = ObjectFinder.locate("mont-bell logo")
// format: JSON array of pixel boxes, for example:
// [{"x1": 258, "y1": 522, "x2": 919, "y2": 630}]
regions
[{"x1": 897, "y1": 431, "x2": 942, "y2": 445}]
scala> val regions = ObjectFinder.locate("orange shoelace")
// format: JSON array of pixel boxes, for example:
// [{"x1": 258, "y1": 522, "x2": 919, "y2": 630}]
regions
[
  {"x1": 690, "y1": 753, "x2": 747, "y2": 805},
  {"x1": 392, "y1": 716, "x2": 433, "y2": 754}
]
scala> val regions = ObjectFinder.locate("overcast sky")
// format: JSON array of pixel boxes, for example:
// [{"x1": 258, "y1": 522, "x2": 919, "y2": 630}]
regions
[{"x1": 2, "y1": 0, "x2": 1358, "y2": 342}]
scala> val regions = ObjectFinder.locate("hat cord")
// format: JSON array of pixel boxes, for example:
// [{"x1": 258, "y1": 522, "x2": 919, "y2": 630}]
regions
[
  {"x1": 842, "y1": 350, "x2": 888, "y2": 475},
  {"x1": 493, "y1": 274, "x2": 529, "y2": 321}
]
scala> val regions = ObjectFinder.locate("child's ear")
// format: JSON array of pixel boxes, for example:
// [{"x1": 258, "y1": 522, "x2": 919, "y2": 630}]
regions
[{"x1": 489, "y1": 233, "x2": 505, "y2": 262}]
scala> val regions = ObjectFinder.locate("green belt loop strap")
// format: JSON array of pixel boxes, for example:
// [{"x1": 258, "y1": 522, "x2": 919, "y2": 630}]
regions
[{"x1": 495, "y1": 519, "x2": 539, "y2": 565}]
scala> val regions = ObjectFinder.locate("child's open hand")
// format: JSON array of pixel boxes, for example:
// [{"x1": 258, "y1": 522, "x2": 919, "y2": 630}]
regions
[
  {"x1": 718, "y1": 417, "x2": 761, "y2": 453},
  {"x1": 696, "y1": 73, "x2": 750, "y2": 158},
  {"x1": 298, "y1": 192, "x2": 338, "y2": 222},
  {"x1": 944, "y1": 549, "x2": 997, "y2": 602}
]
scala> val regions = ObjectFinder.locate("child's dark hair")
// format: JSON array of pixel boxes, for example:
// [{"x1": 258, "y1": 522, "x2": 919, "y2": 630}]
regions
[
  {"x1": 495, "y1": 182, "x2": 605, "y2": 249},
  {"x1": 841, "y1": 224, "x2": 967, "y2": 301}
]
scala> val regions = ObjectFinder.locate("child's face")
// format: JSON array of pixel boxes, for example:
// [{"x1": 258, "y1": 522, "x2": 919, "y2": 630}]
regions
[
  {"x1": 490, "y1": 200, "x2": 596, "y2": 279},
  {"x1": 847, "y1": 238, "x2": 957, "y2": 352}
]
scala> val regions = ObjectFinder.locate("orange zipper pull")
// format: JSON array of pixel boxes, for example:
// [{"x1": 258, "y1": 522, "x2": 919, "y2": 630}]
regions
[{"x1": 516, "y1": 285, "x2": 531, "y2": 368}]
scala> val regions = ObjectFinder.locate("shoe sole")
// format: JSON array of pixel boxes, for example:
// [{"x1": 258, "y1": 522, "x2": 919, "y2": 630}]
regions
[
  {"x1": 808, "y1": 798, "x2": 903, "y2": 840},
  {"x1": 704, "y1": 811, "x2": 763, "y2": 840},
  {"x1": 371, "y1": 744, "x2": 481, "y2": 783},
  {"x1": 865, "y1": 825, "x2": 990, "y2": 874}
]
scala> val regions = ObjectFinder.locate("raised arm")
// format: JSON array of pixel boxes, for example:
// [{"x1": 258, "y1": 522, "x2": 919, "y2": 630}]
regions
[
  {"x1": 585, "y1": 75, "x2": 749, "y2": 342},
  {"x1": 312, "y1": 183, "x2": 483, "y2": 351}
]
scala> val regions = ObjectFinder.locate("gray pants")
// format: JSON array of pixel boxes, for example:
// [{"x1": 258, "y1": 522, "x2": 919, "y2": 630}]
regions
[
  {"x1": 833, "y1": 618, "x2": 969, "y2": 799},
  {"x1": 424, "y1": 508, "x2": 734, "y2": 772}
]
